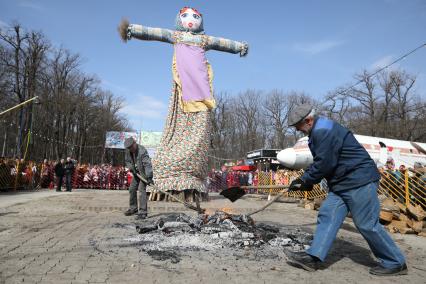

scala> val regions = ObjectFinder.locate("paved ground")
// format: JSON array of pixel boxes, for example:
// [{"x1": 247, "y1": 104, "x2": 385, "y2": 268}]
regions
[{"x1": 0, "y1": 189, "x2": 425, "y2": 284}]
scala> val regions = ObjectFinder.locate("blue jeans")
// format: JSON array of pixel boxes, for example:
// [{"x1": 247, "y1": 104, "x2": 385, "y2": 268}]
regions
[{"x1": 307, "y1": 181, "x2": 406, "y2": 268}]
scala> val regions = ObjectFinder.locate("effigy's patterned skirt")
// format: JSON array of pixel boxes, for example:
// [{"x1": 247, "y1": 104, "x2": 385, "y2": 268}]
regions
[{"x1": 152, "y1": 86, "x2": 210, "y2": 192}]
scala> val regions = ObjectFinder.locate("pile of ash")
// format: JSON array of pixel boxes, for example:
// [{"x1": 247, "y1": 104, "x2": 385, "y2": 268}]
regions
[{"x1": 126, "y1": 212, "x2": 312, "y2": 254}]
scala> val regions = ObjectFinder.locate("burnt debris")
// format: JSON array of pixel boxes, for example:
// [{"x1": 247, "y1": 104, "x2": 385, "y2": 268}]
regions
[{"x1": 131, "y1": 212, "x2": 313, "y2": 254}]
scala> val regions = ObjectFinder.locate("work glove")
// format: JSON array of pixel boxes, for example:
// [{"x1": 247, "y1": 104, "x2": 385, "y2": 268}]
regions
[
  {"x1": 146, "y1": 177, "x2": 154, "y2": 185},
  {"x1": 289, "y1": 178, "x2": 313, "y2": 192},
  {"x1": 129, "y1": 165, "x2": 137, "y2": 175}
]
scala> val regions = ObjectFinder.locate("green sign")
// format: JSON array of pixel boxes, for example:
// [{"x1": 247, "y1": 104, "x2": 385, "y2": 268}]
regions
[{"x1": 139, "y1": 131, "x2": 162, "y2": 147}]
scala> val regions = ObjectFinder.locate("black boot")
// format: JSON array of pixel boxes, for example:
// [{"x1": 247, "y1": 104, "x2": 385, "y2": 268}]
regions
[
  {"x1": 124, "y1": 208, "x2": 138, "y2": 216},
  {"x1": 135, "y1": 213, "x2": 147, "y2": 220},
  {"x1": 369, "y1": 263, "x2": 408, "y2": 276},
  {"x1": 284, "y1": 250, "x2": 319, "y2": 272}
]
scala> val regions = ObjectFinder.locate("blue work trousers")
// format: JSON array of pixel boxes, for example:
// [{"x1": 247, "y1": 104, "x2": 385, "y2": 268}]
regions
[{"x1": 307, "y1": 181, "x2": 406, "y2": 269}]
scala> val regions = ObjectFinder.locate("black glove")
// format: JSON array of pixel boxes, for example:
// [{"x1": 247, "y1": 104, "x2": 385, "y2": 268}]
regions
[
  {"x1": 146, "y1": 177, "x2": 154, "y2": 185},
  {"x1": 289, "y1": 178, "x2": 313, "y2": 192},
  {"x1": 129, "y1": 165, "x2": 137, "y2": 175}
]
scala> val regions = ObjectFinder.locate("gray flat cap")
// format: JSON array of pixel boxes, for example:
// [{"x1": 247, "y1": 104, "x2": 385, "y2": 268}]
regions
[
  {"x1": 124, "y1": 137, "x2": 135, "y2": 148},
  {"x1": 288, "y1": 103, "x2": 313, "y2": 126}
]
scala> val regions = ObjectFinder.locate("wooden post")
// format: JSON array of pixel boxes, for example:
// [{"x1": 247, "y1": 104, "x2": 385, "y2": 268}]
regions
[{"x1": 404, "y1": 170, "x2": 410, "y2": 207}]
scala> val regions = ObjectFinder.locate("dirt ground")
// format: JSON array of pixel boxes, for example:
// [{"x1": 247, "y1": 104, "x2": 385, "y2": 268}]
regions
[{"x1": 0, "y1": 189, "x2": 425, "y2": 284}]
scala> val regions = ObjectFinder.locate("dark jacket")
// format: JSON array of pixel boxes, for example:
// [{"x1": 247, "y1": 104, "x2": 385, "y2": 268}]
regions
[
  {"x1": 64, "y1": 160, "x2": 75, "y2": 175},
  {"x1": 301, "y1": 117, "x2": 380, "y2": 192},
  {"x1": 54, "y1": 162, "x2": 64, "y2": 177},
  {"x1": 125, "y1": 144, "x2": 153, "y2": 180}
]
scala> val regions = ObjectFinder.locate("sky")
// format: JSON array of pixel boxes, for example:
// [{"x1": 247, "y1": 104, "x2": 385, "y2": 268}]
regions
[{"x1": 1, "y1": 0, "x2": 425, "y2": 132}]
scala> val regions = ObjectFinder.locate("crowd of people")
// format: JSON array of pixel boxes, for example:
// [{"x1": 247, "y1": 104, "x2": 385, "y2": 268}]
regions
[
  {"x1": 207, "y1": 168, "x2": 253, "y2": 192},
  {"x1": 44, "y1": 159, "x2": 133, "y2": 191},
  {"x1": 0, "y1": 158, "x2": 40, "y2": 190},
  {"x1": 378, "y1": 158, "x2": 426, "y2": 208},
  {"x1": 1, "y1": 157, "x2": 298, "y2": 193},
  {"x1": 0, "y1": 157, "x2": 133, "y2": 191},
  {"x1": 2, "y1": 156, "x2": 424, "y2": 198},
  {"x1": 2, "y1": 157, "x2": 425, "y2": 197},
  {"x1": 378, "y1": 158, "x2": 426, "y2": 181},
  {"x1": 207, "y1": 166, "x2": 300, "y2": 193}
]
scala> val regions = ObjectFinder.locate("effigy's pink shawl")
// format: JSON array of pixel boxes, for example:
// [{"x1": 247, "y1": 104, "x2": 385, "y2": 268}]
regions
[{"x1": 175, "y1": 43, "x2": 212, "y2": 102}]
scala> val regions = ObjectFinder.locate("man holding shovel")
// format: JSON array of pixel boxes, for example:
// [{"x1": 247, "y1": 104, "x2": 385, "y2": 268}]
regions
[
  {"x1": 124, "y1": 137, "x2": 153, "y2": 220},
  {"x1": 285, "y1": 103, "x2": 407, "y2": 276}
]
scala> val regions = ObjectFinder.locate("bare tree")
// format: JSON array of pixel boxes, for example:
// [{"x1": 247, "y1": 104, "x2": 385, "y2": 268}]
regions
[
  {"x1": 210, "y1": 92, "x2": 233, "y2": 159},
  {"x1": 388, "y1": 70, "x2": 417, "y2": 140},
  {"x1": 324, "y1": 69, "x2": 425, "y2": 142},
  {"x1": 0, "y1": 24, "x2": 29, "y2": 157},
  {"x1": 347, "y1": 70, "x2": 378, "y2": 136},
  {"x1": 263, "y1": 89, "x2": 288, "y2": 148},
  {"x1": 323, "y1": 87, "x2": 352, "y2": 126},
  {"x1": 0, "y1": 21, "x2": 130, "y2": 163},
  {"x1": 234, "y1": 89, "x2": 265, "y2": 155}
]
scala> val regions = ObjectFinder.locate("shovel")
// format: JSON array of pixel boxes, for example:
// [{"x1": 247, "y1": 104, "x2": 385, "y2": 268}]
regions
[
  {"x1": 220, "y1": 185, "x2": 291, "y2": 202},
  {"x1": 135, "y1": 173, "x2": 205, "y2": 214},
  {"x1": 219, "y1": 186, "x2": 246, "y2": 202},
  {"x1": 220, "y1": 185, "x2": 290, "y2": 217}
]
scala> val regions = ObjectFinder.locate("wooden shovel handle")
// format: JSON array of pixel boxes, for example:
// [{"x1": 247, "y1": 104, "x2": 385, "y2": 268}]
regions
[{"x1": 247, "y1": 187, "x2": 289, "y2": 217}]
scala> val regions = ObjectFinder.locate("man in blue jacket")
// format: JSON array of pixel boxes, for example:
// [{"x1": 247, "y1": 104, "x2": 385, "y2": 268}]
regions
[{"x1": 285, "y1": 103, "x2": 407, "y2": 276}]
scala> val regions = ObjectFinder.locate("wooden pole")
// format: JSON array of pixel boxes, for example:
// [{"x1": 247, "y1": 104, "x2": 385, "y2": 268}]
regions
[
  {"x1": 0, "y1": 96, "x2": 39, "y2": 116},
  {"x1": 247, "y1": 187, "x2": 289, "y2": 217},
  {"x1": 404, "y1": 170, "x2": 410, "y2": 207}
]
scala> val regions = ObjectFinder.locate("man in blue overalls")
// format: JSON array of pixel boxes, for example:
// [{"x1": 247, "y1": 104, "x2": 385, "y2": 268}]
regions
[{"x1": 285, "y1": 103, "x2": 407, "y2": 276}]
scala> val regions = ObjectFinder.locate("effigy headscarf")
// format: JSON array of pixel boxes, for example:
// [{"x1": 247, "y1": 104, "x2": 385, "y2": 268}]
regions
[{"x1": 175, "y1": 7, "x2": 205, "y2": 34}]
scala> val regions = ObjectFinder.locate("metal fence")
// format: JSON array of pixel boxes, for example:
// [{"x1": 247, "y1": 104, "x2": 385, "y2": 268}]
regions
[
  {"x1": 207, "y1": 168, "x2": 425, "y2": 208},
  {"x1": 378, "y1": 169, "x2": 426, "y2": 209},
  {"x1": 0, "y1": 159, "x2": 130, "y2": 191},
  {"x1": 247, "y1": 170, "x2": 327, "y2": 200},
  {"x1": 1, "y1": 158, "x2": 425, "y2": 211}
]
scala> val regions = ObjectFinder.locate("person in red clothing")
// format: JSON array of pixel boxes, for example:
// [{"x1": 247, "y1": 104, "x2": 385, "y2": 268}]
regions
[
  {"x1": 119, "y1": 167, "x2": 125, "y2": 189},
  {"x1": 40, "y1": 159, "x2": 51, "y2": 188},
  {"x1": 226, "y1": 170, "x2": 240, "y2": 188},
  {"x1": 126, "y1": 169, "x2": 133, "y2": 188}
]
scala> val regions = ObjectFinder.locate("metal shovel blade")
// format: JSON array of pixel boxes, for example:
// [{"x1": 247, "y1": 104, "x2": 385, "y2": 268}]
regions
[{"x1": 220, "y1": 187, "x2": 246, "y2": 202}]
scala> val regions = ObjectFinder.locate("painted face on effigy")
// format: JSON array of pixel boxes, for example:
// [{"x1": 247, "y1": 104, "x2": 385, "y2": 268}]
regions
[{"x1": 176, "y1": 7, "x2": 204, "y2": 34}]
